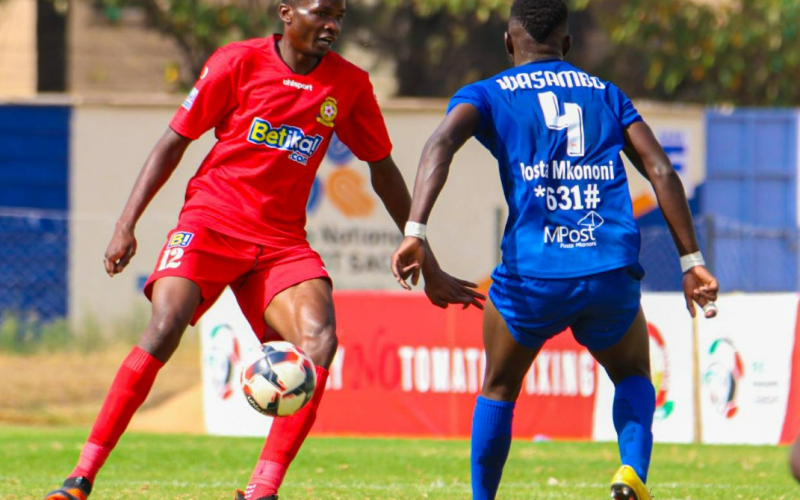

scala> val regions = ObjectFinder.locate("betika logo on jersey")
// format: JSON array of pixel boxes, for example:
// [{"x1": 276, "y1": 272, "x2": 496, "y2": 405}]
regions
[
  {"x1": 544, "y1": 211, "x2": 603, "y2": 249},
  {"x1": 248, "y1": 118, "x2": 324, "y2": 165}
]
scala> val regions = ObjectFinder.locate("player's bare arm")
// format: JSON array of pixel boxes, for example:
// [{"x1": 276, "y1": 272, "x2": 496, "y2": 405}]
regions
[
  {"x1": 391, "y1": 103, "x2": 480, "y2": 290},
  {"x1": 623, "y1": 121, "x2": 719, "y2": 318},
  {"x1": 104, "y1": 128, "x2": 191, "y2": 277},
  {"x1": 368, "y1": 155, "x2": 485, "y2": 309}
]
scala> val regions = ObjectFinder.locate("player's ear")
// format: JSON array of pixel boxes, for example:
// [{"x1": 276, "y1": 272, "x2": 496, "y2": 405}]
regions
[
  {"x1": 504, "y1": 31, "x2": 514, "y2": 60},
  {"x1": 279, "y1": 2, "x2": 293, "y2": 25},
  {"x1": 562, "y1": 34, "x2": 572, "y2": 58}
]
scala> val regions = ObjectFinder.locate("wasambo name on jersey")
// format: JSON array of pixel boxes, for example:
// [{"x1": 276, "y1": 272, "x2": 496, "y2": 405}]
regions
[
  {"x1": 520, "y1": 160, "x2": 616, "y2": 182},
  {"x1": 248, "y1": 118, "x2": 324, "y2": 165},
  {"x1": 497, "y1": 71, "x2": 606, "y2": 91}
]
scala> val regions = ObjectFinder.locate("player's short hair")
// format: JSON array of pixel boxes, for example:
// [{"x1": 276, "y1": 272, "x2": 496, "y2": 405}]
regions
[
  {"x1": 281, "y1": 0, "x2": 301, "y2": 6},
  {"x1": 510, "y1": 0, "x2": 569, "y2": 44}
]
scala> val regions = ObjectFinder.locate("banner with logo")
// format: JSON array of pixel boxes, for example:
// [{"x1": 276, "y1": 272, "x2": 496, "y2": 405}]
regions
[
  {"x1": 698, "y1": 294, "x2": 800, "y2": 445},
  {"x1": 202, "y1": 290, "x2": 800, "y2": 444},
  {"x1": 201, "y1": 289, "x2": 598, "y2": 439},
  {"x1": 592, "y1": 294, "x2": 696, "y2": 443},
  {"x1": 316, "y1": 292, "x2": 597, "y2": 439},
  {"x1": 201, "y1": 289, "x2": 274, "y2": 437},
  {"x1": 304, "y1": 134, "x2": 404, "y2": 290}
]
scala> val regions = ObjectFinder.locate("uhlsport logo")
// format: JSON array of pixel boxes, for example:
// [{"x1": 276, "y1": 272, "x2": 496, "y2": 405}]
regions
[
  {"x1": 317, "y1": 96, "x2": 338, "y2": 127},
  {"x1": 543, "y1": 211, "x2": 603, "y2": 249},
  {"x1": 168, "y1": 231, "x2": 194, "y2": 248},
  {"x1": 248, "y1": 118, "x2": 324, "y2": 165},
  {"x1": 648, "y1": 323, "x2": 674, "y2": 420},
  {"x1": 206, "y1": 324, "x2": 241, "y2": 400},
  {"x1": 703, "y1": 338, "x2": 744, "y2": 419},
  {"x1": 284, "y1": 79, "x2": 313, "y2": 91}
]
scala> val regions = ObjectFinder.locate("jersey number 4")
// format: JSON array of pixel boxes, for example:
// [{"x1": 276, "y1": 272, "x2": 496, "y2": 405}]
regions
[{"x1": 538, "y1": 91, "x2": 585, "y2": 157}]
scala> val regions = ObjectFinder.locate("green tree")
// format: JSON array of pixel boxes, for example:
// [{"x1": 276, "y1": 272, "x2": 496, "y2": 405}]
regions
[
  {"x1": 598, "y1": 0, "x2": 800, "y2": 105},
  {"x1": 93, "y1": 0, "x2": 281, "y2": 76},
  {"x1": 89, "y1": 0, "x2": 590, "y2": 95},
  {"x1": 91, "y1": 0, "x2": 799, "y2": 105},
  {"x1": 344, "y1": 0, "x2": 594, "y2": 96}
]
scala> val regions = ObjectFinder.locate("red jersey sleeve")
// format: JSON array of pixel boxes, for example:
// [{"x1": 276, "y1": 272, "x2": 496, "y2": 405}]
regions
[
  {"x1": 335, "y1": 75, "x2": 392, "y2": 162},
  {"x1": 170, "y1": 49, "x2": 239, "y2": 140}
]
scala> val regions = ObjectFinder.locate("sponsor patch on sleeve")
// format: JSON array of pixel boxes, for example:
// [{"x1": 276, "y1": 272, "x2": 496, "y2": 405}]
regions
[{"x1": 182, "y1": 87, "x2": 199, "y2": 111}]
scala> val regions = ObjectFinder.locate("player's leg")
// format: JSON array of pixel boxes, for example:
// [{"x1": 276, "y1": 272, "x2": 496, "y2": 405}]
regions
[
  {"x1": 472, "y1": 297, "x2": 541, "y2": 500},
  {"x1": 45, "y1": 277, "x2": 201, "y2": 500},
  {"x1": 589, "y1": 307, "x2": 655, "y2": 499},
  {"x1": 243, "y1": 277, "x2": 335, "y2": 500}
]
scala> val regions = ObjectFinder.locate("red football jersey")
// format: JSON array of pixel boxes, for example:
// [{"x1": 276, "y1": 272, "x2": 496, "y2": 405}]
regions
[{"x1": 170, "y1": 35, "x2": 393, "y2": 245}]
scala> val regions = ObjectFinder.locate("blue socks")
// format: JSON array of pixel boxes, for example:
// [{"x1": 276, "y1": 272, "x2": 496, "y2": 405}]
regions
[
  {"x1": 470, "y1": 377, "x2": 653, "y2": 498},
  {"x1": 612, "y1": 375, "x2": 656, "y2": 483},
  {"x1": 471, "y1": 396, "x2": 515, "y2": 500}
]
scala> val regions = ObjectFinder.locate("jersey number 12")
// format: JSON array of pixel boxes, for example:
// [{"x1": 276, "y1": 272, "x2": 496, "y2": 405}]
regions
[{"x1": 538, "y1": 91, "x2": 585, "y2": 157}]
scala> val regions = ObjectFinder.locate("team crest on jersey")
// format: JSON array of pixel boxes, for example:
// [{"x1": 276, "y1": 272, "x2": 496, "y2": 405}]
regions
[
  {"x1": 248, "y1": 118, "x2": 324, "y2": 165},
  {"x1": 168, "y1": 231, "x2": 194, "y2": 248},
  {"x1": 316, "y1": 97, "x2": 338, "y2": 128}
]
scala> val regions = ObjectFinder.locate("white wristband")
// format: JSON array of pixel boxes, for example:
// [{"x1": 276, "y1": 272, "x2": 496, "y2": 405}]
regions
[
  {"x1": 680, "y1": 251, "x2": 705, "y2": 273},
  {"x1": 404, "y1": 221, "x2": 426, "y2": 240}
]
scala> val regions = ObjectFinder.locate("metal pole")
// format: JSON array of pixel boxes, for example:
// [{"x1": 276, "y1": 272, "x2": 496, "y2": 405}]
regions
[{"x1": 692, "y1": 314, "x2": 703, "y2": 444}]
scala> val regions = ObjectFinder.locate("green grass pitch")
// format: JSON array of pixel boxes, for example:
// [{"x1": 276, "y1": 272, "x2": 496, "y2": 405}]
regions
[{"x1": 2, "y1": 426, "x2": 796, "y2": 499}]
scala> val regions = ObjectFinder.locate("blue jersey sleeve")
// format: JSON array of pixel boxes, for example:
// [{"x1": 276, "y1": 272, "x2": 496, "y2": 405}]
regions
[
  {"x1": 447, "y1": 82, "x2": 492, "y2": 133},
  {"x1": 608, "y1": 83, "x2": 642, "y2": 128}
]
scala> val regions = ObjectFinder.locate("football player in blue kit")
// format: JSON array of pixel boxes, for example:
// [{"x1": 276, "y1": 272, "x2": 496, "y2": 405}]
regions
[{"x1": 391, "y1": 1, "x2": 719, "y2": 499}]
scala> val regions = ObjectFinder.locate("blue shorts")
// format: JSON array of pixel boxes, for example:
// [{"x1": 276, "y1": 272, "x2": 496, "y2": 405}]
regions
[{"x1": 489, "y1": 263, "x2": 644, "y2": 351}]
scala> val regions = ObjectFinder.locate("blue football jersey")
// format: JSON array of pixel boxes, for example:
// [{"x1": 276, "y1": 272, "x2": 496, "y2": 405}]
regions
[{"x1": 448, "y1": 59, "x2": 642, "y2": 279}]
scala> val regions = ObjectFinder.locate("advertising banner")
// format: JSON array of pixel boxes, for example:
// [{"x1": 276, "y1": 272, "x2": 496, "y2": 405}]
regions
[
  {"x1": 201, "y1": 288, "x2": 274, "y2": 437},
  {"x1": 201, "y1": 290, "x2": 598, "y2": 439},
  {"x1": 202, "y1": 290, "x2": 800, "y2": 444},
  {"x1": 593, "y1": 294, "x2": 695, "y2": 443},
  {"x1": 304, "y1": 134, "x2": 403, "y2": 290},
  {"x1": 698, "y1": 294, "x2": 800, "y2": 445}
]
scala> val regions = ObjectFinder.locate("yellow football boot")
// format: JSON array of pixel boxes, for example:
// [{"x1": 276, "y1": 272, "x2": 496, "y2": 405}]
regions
[{"x1": 610, "y1": 465, "x2": 653, "y2": 500}]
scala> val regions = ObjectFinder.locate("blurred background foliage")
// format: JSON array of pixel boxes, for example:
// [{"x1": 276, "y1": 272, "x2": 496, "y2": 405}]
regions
[{"x1": 88, "y1": 0, "x2": 799, "y2": 105}]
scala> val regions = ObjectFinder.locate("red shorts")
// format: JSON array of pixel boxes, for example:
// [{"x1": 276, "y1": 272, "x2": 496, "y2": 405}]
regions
[{"x1": 143, "y1": 223, "x2": 331, "y2": 342}]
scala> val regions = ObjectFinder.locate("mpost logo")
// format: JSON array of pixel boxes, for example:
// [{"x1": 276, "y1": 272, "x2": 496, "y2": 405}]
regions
[
  {"x1": 703, "y1": 338, "x2": 744, "y2": 419},
  {"x1": 205, "y1": 324, "x2": 241, "y2": 400},
  {"x1": 648, "y1": 323, "x2": 674, "y2": 420},
  {"x1": 543, "y1": 211, "x2": 603, "y2": 249},
  {"x1": 248, "y1": 118, "x2": 324, "y2": 165}
]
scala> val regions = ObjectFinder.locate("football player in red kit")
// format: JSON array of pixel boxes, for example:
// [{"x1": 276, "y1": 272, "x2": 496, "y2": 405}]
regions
[{"x1": 44, "y1": 1, "x2": 484, "y2": 499}]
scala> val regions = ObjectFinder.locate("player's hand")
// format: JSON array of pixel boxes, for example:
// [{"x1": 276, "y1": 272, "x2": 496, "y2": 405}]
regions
[
  {"x1": 422, "y1": 266, "x2": 486, "y2": 310},
  {"x1": 104, "y1": 222, "x2": 137, "y2": 277},
  {"x1": 391, "y1": 236, "x2": 426, "y2": 290},
  {"x1": 683, "y1": 265, "x2": 719, "y2": 318}
]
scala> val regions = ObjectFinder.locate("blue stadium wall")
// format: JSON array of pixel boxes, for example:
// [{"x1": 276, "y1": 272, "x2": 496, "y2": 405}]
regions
[
  {"x1": 0, "y1": 105, "x2": 70, "y2": 320},
  {"x1": 637, "y1": 109, "x2": 799, "y2": 292}
]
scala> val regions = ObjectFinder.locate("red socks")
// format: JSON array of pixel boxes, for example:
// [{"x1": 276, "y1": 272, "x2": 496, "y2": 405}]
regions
[
  {"x1": 71, "y1": 347, "x2": 164, "y2": 483},
  {"x1": 71, "y1": 347, "x2": 324, "y2": 498},
  {"x1": 245, "y1": 366, "x2": 329, "y2": 499}
]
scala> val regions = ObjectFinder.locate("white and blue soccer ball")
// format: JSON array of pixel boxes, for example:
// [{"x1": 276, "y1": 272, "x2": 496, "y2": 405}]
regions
[{"x1": 240, "y1": 341, "x2": 317, "y2": 417}]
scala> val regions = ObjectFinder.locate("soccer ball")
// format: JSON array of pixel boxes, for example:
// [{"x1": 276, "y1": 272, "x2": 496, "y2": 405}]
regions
[{"x1": 240, "y1": 341, "x2": 317, "y2": 417}]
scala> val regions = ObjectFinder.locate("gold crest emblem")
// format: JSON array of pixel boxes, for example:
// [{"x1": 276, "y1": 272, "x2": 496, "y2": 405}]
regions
[{"x1": 317, "y1": 97, "x2": 338, "y2": 127}]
